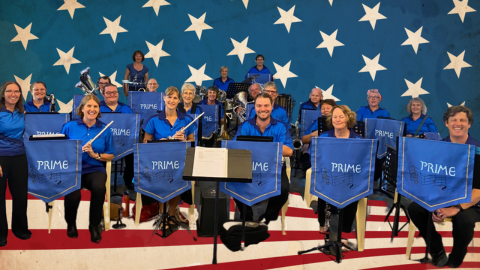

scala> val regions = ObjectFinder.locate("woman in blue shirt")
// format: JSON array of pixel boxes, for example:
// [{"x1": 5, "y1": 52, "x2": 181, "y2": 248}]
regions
[
  {"x1": 123, "y1": 50, "x2": 149, "y2": 96},
  {"x1": 245, "y1": 54, "x2": 271, "y2": 79},
  {"x1": 178, "y1": 83, "x2": 202, "y2": 115},
  {"x1": 401, "y1": 98, "x2": 437, "y2": 137},
  {"x1": 143, "y1": 86, "x2": 195, "y2": 233},
  {"x1": 0, "y1": 81, "x2": 31, "y2": 247},
  {"x1": 213, "y1": 66, "x2": 235, "y2": 91},
  {"x1": 24, "y1": 81, "x2": 55, "y2": 112},
  {"x1": 61, "y1": 95, "x2": 115, "y2": 243}
]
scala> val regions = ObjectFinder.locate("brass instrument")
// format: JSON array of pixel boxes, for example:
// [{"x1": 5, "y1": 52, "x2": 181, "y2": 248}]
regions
[
  {"x1": 217, "y1": 90, "x2": 227, "y2": 102},
  {"x1": 75, "y1": 67, "x2": 98, "y2": 95},
  {"x1": 232, "y1": 91, "x2": 249, "y2": 122},
  {"x1": 45, "y1": 94, "x2": 56, "y2": 112},
  {"x1": 194, "y1": 86, "x2": 207, "y2": 103}
]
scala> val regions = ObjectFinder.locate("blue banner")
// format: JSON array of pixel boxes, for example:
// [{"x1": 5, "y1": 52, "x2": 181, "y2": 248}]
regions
[
  {"x1": 310, "y1": 137, "x2": 377, "y2": 209},
  {"x1": 134, "y1": 142, "x2": 190, "y2": 203},
  {"x1": 198, "y1": 105, "x2": 218, "y2": 137},
  {"x1": 24, "y1": 113, "x2": 70, "y2": 141},
  {"x1": 221, "y1": 141, "x2": 282, "y2": 206},
  {"x1": 188, "y1": 113, "x2": 201, "y2": 146},
  {"x1": 300, "y1": 110, "x2": 323, "y2": 137},
  {"x1": 365, "y1": 118, "x2": 404, "y2": 158},
  {"x1": 25, "y1": 140, "x2": 82, "y2": 203},
  {"x1": 100, "y1": 113, "x2": 140, "y2": 161},
  {"x1": 245, "y1": 103, "x2": 254, "y2": 119},
  {"x1": 396, "y1": 137, "x2": 474, "y2": 212},
  {"x1": 128, "y1": 91, "x2": 164, "y2": 121}
]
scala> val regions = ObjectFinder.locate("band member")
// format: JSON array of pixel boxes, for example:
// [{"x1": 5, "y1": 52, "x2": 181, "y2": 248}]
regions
[
  {"x1": 99, "y1": 84, "x2": 134, "y2": 190},
  {"x1": 296, "y1": 88, "x2": 323, "y2": 123},
  {"x1": 321, "y1": 99, "x2": 336, "y2": 117},
  {"x1": 356, "y1": 89, "x2": 391, "y2": 121},
  {"x1": 401, "y1": 98, "x2": 437, "y2": 137},
  {"x1": 0, "y1": 81, "x2": 31, "y2": 247},
  {"x1": 234, "y1": 92, "x2": 293, "y2": 223},
  {"x1": 408, "y1": 106, "x2": 480, "y2": 268},
  {"x1": 146, "y1": 78, "x2": 159, "y2": 92},
  {"x1": 245, "y1": 54, "x2": 271, "y2": 79},
  {"x1": 213, "y1": 66, "x2": 234, "y2": 91},
  {"x1": 248, "y1": 83, "x2": 262, "y2": 101},
  {"x1": 248, "y1": 82, "x2": 289, "y2": 124},
  {"x1": 178, "y1": 83, "x2": 202, "y2": 114},
  {"x1": 301, "y1": 100, "x2": 337, "y2": 145},
  {"x1": 24, "y1": 81, "x2": 56, "y2": 112},
  {"x1": 97, "y1": 76, "x2": 111, "y2": 93},
  {"x1": 199, "y1": 86, "x2": 225, "y2": 124},
  {"x1": 142, "y1": 86, "x2": 195, "y2": 231},
  {"x1": 123, "y1": 50, "x2": 149, "y2": 96},
  {"x1": 61, "y1": 95, "x2": 115, "y2": 243}
]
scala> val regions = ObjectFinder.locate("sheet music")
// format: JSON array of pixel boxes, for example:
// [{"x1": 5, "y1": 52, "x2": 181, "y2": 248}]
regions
[{"x1": 192, "y1": 147, "x2": 228, "y2": 178}]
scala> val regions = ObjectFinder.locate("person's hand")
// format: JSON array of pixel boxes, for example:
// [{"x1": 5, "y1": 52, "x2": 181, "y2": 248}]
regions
[
  {"x1": 82, "y1": 142, "x2": 96, "y2": 158},
  {"x1": 434, "y1": 207, "x2": 459, "y2": 222},
  {"x1": 173, "y1": 130, "x2": 186, "y2": 141},
  {"x1": 432, "y1": 210, "x2": 444, "y2": 222},
  {"x1": 0, "y1": 165, "x2": 3, "y2": 178},
  {"x1": 312, "y1": 131, "x2": 319, "y2": 137}
]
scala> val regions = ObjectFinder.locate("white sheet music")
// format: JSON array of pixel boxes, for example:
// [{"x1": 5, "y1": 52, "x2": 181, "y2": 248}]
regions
[{"x1": 192, "y1": 147, "x2": 228, "y2": 178}]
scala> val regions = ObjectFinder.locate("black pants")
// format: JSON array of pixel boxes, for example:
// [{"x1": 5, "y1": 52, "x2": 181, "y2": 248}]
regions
[
  {"x1": 235, "y1": 164, "x2": 290, "y2": 223},
  {"x1": 123, "y1": 154, "x2": 134, "y2": 187},
  {"x1": 317, "y1": 199, "x2": 358, "y2": 233},
  {"x1": 0, "y1": 154, "x2": 29, "y2": 239},
  {"x1": 64, "y1": 171, "x2": 106, "y2": 227},
  {"x1": 408, "y1": 201, "x2": 480, "y2": 263}
]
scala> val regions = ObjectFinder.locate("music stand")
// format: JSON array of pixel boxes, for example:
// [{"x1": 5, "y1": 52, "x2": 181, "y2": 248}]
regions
[
  {"x1": 226, "y1": 83, "x2": 249, "y2": 99},
  {"x1": 183, "y1": 147, "x2": 252, "y2": 264}
]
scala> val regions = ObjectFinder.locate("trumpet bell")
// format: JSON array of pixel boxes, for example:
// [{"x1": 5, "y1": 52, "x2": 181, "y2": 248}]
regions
[{"x1": 77, "y1": 67, "x2": 98, "y2": 95}]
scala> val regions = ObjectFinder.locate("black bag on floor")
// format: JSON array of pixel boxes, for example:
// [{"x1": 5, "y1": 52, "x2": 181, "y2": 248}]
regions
[{"x1": 220, "y1": 221, "x2": 270, "y2": 251}]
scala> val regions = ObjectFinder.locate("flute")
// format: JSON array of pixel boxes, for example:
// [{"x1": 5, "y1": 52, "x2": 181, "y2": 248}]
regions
[
  {"x1": 168, "y1": 112, "x2": 205, "y2": 140},
  {"x1": 85, "y1": 120, "x2": 114, "y2": 146}
]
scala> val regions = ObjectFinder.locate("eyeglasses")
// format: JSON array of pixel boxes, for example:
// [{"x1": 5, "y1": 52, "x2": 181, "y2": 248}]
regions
[
  {"x1": 368, "y1": 96, "x2": 380, "y2": 100},
  {"x1": 5, "y1": 90, "x2": 21, "y2": 94},
  {"x1": 264, "y1": 90, "x2": 277, "y2": 94},
  {"x1": 104, "y1": 91, "x2": 118, "y2": 96}
]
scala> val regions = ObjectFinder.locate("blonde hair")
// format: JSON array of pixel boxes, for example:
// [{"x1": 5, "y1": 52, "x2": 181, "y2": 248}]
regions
[
  {"x1": 165, "y1": 86, "x2": 180, "y2": 98},
  {"x1": 405, "y1": 98, "x2": 427, "y2": 115},
  {"x1": 326, "y1": 105, "x2": 357, "y2": 129}
]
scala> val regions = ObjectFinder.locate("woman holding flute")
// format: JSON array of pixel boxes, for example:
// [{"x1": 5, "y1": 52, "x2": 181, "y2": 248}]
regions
[{"x1": 61, "y1": 95, "x2": 115, "y2": 243}]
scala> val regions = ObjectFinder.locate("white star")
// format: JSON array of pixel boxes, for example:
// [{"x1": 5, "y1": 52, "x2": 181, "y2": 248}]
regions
[
  {"x1": 13, "y1": 74, "x2": 32, "y2": 101},
  {"x1": 272, "y1": 61, "x2": 298, "y2": 88},
  {"x1": 142, "y1": 0, "x2": 170, "y2": 16},
  {"x1": 447, "y1": 101, "x2": 466, "y2": 107},
  {"x1": 401, "y1": 78, "x2": 429, "y2": 98},
  {"x1": 317, "y1": 30, "x2": 344, "y2": 57},
  {"x1": 274, "y1": 6, "x2": 302, "y2": 33},
  {"x1": 315, "y1": 84, "x2": 340, "y2": 101},
  {"x1": 242, "y1": 0, "x2": 249, "y2": 9},
  {"x1": 57, "y1": 0, "x2": 85, "y2": 19},
  {"x1": 100, "y1": 16, "x2": 128, "y2": 43},
  {"x1": 145, "y1": 40, "x2": 170, "y2": 67},
  {"x1": 227, "y1": 37, "x2": 255, "y2": 64},
  {"x1": 53, "y1": 47, "x2": 81, "y2": 74},
  {"x1": 359, "y1": 53, "x2": 387, "y2": 81},
  {"x1": 401, "y1": 26, "x2": 429, "y2": 54},
  {"x1": 58, "y1": 99, "x2": 73, "y2": 113},
  {"x1": 359, "y1": 3, "x2": 387, "y2": 30},
  {"x1": 185, "y1": 64, "x2": 213, "y2": 86},
  {"x1": 448, "y1": 0, "x2": 476, "y2": 23},
  {"x1": 328, "y1": 0, "x2": 334, "y2": 5},
  {"x1": 10, "y1": 23, "x2": 39, "y2": 50},
  {"x1": 99, "y1": 71, "x2": 122, "y2": 88},
  {"x1": 444, "y1": 50, "x2": 471, "y2": 78},
  {"x1": 185, "y1": 13, "x2": 213, "y2": 40}
]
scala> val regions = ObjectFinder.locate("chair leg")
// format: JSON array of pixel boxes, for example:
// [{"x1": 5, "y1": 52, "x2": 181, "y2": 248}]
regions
[
  {"x1": 135, "y1": 192, "x2": 142, "y2": 226},
  {"x1": 189, "y1": 181, "x2": 195, "y2": 227},
  {"x1": 305, "y1": 169, "x2": 312, "y2": 207},
  {"x1": 48, "y1": 201, "x2": 54, "y2": 234},
  {"x1": 104, "y1": 161, "x2": 111, "y2": 231},
  {"x1": 281, "y1": 199, "x2": 289, "y2": 235},
  {"x1": 406, "y1": 220, "x2": 416, "y2": 259},
  {"x1": 356, "y1": 197, "x2": 368, "y2": 252}
]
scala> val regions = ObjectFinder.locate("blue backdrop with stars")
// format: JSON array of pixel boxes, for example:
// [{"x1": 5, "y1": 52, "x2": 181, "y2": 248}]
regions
[{"x1": 1, "y1": 0, "x2": 479, "y2": 137}]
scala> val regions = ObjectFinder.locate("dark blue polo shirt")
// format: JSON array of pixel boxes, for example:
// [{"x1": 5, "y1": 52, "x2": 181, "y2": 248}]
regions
[
  {"x1": 24, "y1": 100, "x2": 54, "y2": 112},
  {"x1": 100, "y1": 101, "x2": 133, "y2": 113},
  {"x1": 213, "y1": 77, "x2": 235, "y2": 91},
  {"x1": 249, "y1": 103, "x2": 290, "y2": 124},
  {"x1": 61, "y1": 118, "x2": 115, "y2": 174},
  {"x1": 442, "y1": 134, "x2": 480, "y2": 147},
  {"x1": 178, "y1": 102, "x2": 203, "y2": 115},
  {"x1": 356, "y1": 105, "x2": 391, "y2": 122},
  {"x1": 235, "y1": 116, "x2": 293, "y2": 150},
  {"x1": 143, "y1": 110, "x2": 195, "y2": 140},
  {"x1": 199, "y1": 99, "x2": 224, "y2": 120},
  {"x1": 0, "y1": 107, "x2": 25, "y2": 156},
  {"x1": 245, "y1": 65, "x2": 271, "y2": 78}
]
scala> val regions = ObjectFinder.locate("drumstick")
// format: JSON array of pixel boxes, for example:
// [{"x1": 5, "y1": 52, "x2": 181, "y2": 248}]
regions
[{"x1": 86, "y1": 120, "x2": 114, "y2": 145}]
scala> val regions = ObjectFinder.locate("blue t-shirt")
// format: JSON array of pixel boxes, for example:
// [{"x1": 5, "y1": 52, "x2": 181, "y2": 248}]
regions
[
  {"x1": 127, "y1": 63, "x2": 149, "y2": 91},
  {"x1": 143, "y1": 110, "x2": 195, "y2": 140},
  {"x1": 356, "y1": 105, "x2": 391, "y2": 122},
  {"x1": 401, "y1": 114, "x2": 437, "y2": 135},
  {"x1": 100, "y1": 101, "x2": 133, "y2": 113},
  {"x1": 249, "y1": 103, "x2": 290, "y2": 125},
  {"x1": 24, "y1": 100, "x2": 54, "y2": 112},
  {"x1": 235, "y1": 116, "x2": 293, "y2": 150},
  {"x1": 61, "y1": 118, "x2": 115, "y2": 174},
  {"x1": 320, "y1": 129, "x2": 363, "y2": 139},
  {"x1": 178, "y1": 102, "x2": 203, "y2": 115},
  {"x1": 305, "y1": 119, "x2": 320, "y2": 135},
  {"x1": 213, "y1": 77, "x2": 235, "y2": 91},
  {"x1": 442, "y1": 134, "x2": 480, "y2": 147},
  {"x1": 0, "y1": 107, "x2": 25, "y2": 156},
  {"x1": 199, "y1": 99, "x2": 224, "y2": 120},
  {"x1": 245, "y1": 65, "x2": 271, "y2": 78}
]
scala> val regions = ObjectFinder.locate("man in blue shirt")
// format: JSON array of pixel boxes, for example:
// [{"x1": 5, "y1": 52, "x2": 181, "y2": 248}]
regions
[
  {"x1": 356, "y1": 89, "x2": 391, "y2": 121},
  {"x1": 408, "y1": 106, "x2": 480, "y2": 268},
  {"x1": 97, "y1": 76, "x2": 111, "y2": 93},
  {"x1": 248, "y1": 81, "x2": 290, "y2": 125},
  {"x1": 296, "y1": 88, "x2": 323, "y2": 124},
  {"x1": 245, "y1": 54, "x2": 271, "y2": 80},
  {"x1": 213, "y1": 66, "x2": 235, "y2": 91},
  {"x1": 235, "y1": 92, "x2": 293, "y2": 223},
  {"x1": 99, "y1": 84, "x2": 133, "y2": 113}
]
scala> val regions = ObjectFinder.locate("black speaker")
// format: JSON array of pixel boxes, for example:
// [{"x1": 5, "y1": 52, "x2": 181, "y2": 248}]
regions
[{"x1": 197, "y1": 189, "x2": 229, "y2": 237}]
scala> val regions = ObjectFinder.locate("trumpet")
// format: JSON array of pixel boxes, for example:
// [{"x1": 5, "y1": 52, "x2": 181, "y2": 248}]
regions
[{"x1": 76, "y1": 67, "x2": 98, "y2": 95}]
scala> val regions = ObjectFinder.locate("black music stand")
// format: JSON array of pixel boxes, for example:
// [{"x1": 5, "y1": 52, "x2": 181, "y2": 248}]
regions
[
  {"x1": 226, "y1": 83, "x2": 249, "y2": 99},
  {"x1": 183, "y1": 147, "x2": 252, "y2": 264}
]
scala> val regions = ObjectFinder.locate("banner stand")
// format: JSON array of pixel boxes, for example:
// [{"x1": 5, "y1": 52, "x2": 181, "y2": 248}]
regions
[{"x1": 183, "y1": 147, "x2": 252, "y2": 265}]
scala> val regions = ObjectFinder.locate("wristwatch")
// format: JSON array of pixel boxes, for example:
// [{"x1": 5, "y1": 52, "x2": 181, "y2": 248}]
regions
[
  {"x1": 97, "y1": 153, "x2": 101, "y2": 160},
  {"x1": 453, "y1": 204, "x2": 464, "y2": 212}
]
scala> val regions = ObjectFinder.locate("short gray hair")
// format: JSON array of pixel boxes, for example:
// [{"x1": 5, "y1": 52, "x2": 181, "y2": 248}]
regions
[
  {"x1": 248, "y1": 83, "x2": 262, "y2": 95},
  {"x1": 181, "y1": 83, "x2": 196, "y2": 93},
  {"x1": 405, "y1": 97, "x2": 427, "y2": 115}
]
